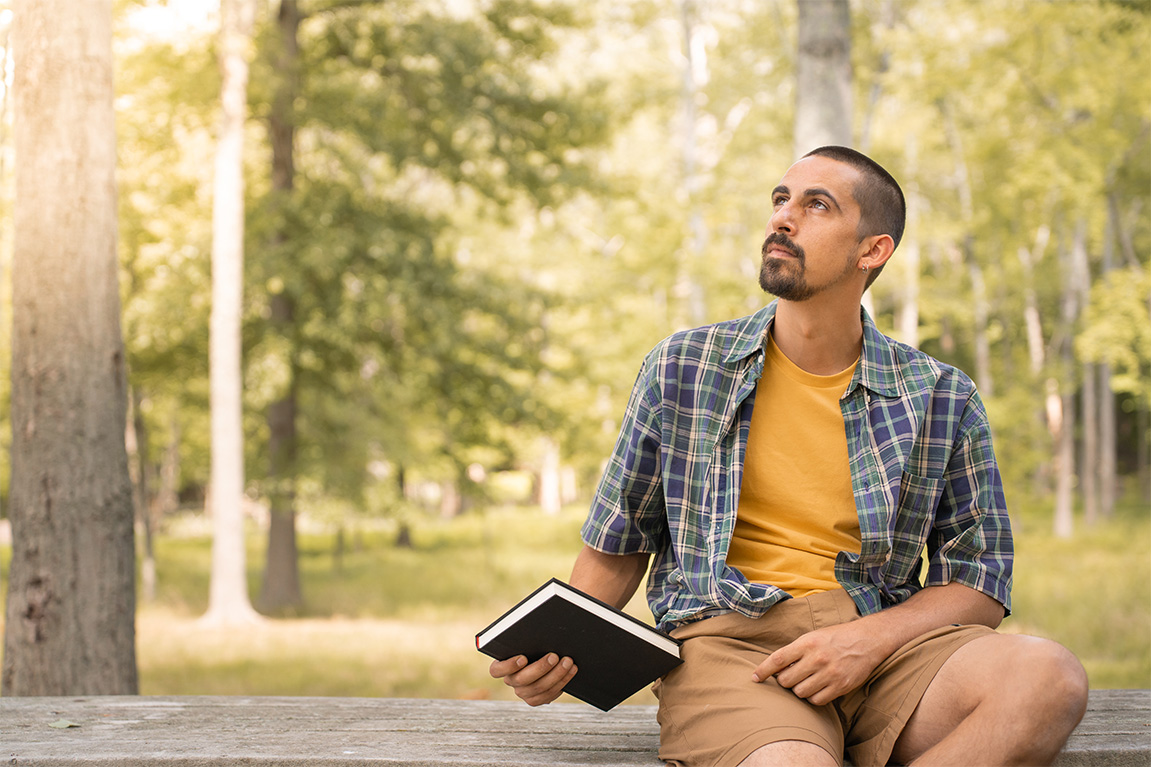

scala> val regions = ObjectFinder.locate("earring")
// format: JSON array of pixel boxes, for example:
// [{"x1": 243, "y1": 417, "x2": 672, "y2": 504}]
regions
[{"x1": 860, "y1": 265, "x2": 868, "y2": 272}]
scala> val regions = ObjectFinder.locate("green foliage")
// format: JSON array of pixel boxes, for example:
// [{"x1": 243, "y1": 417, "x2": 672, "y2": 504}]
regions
[
  {"x1": 1077, "y1": 267, "x2": 1151, "y2": 398},
  {"x1": 7, "y1": 0, "x2": 1143, "y2": 551}
]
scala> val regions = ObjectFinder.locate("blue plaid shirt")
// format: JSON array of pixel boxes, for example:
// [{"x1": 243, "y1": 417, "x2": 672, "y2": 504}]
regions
[{"x1": 582, "y1": 302, "x2": 1013, "y2": 632}]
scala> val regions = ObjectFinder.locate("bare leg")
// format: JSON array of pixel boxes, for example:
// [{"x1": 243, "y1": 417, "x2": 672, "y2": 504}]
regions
[
  {"x1": 893, "y1": 634, "x2": 1088, "y2": 766},
  {"x1": 739, "y1": 740, "x2": 840, "y2": 767}
]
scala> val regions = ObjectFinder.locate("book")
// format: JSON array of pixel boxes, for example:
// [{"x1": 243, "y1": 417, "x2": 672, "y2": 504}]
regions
[{"x1": 475, "y1": 577, "x2": 682, "y2": 711}]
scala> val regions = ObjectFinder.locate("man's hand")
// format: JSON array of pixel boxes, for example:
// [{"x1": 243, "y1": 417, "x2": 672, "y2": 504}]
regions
[
  {"x1": 750, "y1": 620, "x2": 885, "y2": 706},
  {"x1": 489, "y1": 546, "x2": 649, "y2": 708},
  {"x1": 750, "y1": 584, "x2": 1006, "y2": 707},
  {"x1": 489, "y1": 653, "x2": 578, "y2": 707}
]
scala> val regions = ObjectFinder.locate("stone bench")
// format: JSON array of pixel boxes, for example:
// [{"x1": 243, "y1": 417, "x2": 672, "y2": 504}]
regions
[{"x1": 3, "y1": 690, "x2": 1148, "y2": 765}]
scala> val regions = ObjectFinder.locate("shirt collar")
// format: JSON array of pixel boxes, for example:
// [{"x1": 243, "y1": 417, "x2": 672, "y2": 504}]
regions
[{"x1": 722, "y1": 300, "x2": 901, "y2": 398}]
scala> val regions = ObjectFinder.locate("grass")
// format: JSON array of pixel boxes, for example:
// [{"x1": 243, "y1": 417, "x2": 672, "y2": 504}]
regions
[
  {"x1": 1007, "y1": 504, "x2": 1151, "y2": 689},
  {"x1": 1, "y1": 498, "x2": 1148, "y2": 700}
]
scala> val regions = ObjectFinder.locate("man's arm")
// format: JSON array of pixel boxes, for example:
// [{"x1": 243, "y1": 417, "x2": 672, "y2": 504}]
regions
[
  {"x1": 488, "y1": 546, "x2": 651, "y2": 706},
  {"x1": 751, "y1": 582, "x2": 1004, "y2": 706}
]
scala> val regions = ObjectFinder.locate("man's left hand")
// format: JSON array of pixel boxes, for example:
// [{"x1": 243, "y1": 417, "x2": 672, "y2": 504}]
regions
[{"x1": 750, "y1": 620, "x2": 886, "y2": 706}]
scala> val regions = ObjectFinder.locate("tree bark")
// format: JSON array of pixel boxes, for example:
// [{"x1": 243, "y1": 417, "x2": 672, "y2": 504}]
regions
[
  {"x1": 203, "y1": 0, "x2": 261, "y2": 626},
  {"x1": 1098, "y1": 201, "x2": 1118, "y2": 517},
  {"x1": 1072, "y1": 219, "x2": 1098, "y2": 524},
  {"x1": 126, "y1": 388, "x2": 157, "y2": 603},
  {"x1": 3, "y1": 0, "x2": 138, "y2": 695},
  {"x1": 258, "y1": 0, "x2": 304, "y2": 613},
  {"x1": 794, "y1": 0, "x2": 852, "y2": 158}
]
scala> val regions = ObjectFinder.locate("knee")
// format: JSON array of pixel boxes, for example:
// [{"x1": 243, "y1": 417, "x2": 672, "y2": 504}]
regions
[{"x1": 1015, "y1": 637, "x2": 1089, "y2": 727}]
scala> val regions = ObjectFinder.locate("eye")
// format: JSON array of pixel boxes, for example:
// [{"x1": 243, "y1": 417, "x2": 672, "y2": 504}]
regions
[
  {"x1": 811, "y1": 199, "x2": 829, "y2": 211},
  {"x1": 772, "y1": 194, "x2": 788, "y2": 207}
]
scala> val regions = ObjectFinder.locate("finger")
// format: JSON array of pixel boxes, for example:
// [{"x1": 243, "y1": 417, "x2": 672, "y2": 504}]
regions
[
  {"x1": 515, "y1": 655, "x2": 575, "y2": 696},
  {"x1": 521, "y1": 659, "x2": 579, "y2": 706},
  {"x1": 751, "y1": 647, "x2": 795, "y2": 683},
  {"x1": 503, "y1": 653, "x2": 565, "y2": 688},
  {"x1": 489, "y1": 655, "x2": 528, "y2": 679},
  {"x1": 514, "y1": 656, "x2": 577, "y2": 705}
]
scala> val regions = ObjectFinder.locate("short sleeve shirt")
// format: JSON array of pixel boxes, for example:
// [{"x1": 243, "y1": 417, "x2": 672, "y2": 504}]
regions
[{"x1": 581, "y1": 301, "x2": 1013, "y2": 632}]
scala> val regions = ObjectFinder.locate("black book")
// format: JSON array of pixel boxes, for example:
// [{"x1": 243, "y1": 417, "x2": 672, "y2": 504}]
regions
[{"x1": 476, "y1": 578, "x2": 683, "y2": 711}]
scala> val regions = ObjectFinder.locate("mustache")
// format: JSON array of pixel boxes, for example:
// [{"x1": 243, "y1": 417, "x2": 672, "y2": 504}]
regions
[{"x1": 761, "y1": 233, "x2": 804, "y2": 262}]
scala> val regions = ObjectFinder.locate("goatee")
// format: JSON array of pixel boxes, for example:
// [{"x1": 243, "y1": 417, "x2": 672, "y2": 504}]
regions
[{"x1": 759, "y1": 233, "x2": 815, "y2": 301}]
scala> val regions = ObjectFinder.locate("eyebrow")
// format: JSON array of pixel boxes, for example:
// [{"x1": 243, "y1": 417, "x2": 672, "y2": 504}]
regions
[{"x1": 772, "y1": 184, "x2": 844, "y2": 212}]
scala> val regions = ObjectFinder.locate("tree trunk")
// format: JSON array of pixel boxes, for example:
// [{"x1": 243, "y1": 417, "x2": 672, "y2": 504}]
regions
[
  {"x1": 259, "y1": 346, "x2": 302, "y2": 612},
  {"x1": 676, "y1": 0, "x2": 708, "y2": 327},
  {"x1": 156, "y1": 410, "x2": 181, "y2": 517},
  {"x1": 258, "y1": 0, "x2": 304, "y2": 613},
  {"x1": 1098, "y1": 201, "x2": 1118, "y2": 517},
  {"x1": 794, "y1": 0, "x2": 852, "y2": 158},
  {"x1": 126, "y1": 388, "x2": 157, "y2": 603},
  {"x1": 203, "y1": 0, "x2": 261, "y2": 626},
  {"x1": 940, "y1": 99, "x2": 992, "y2": 396},
  {"x1": 1052, "y1": 387, "x2": 1075, "y2": 539},
  {"x1": 1071, "y1": 219, "x2": 1098, "y2": 524},
  {"x1": 894, "y1": 135, "x2": 921, "y2": 348},
  {"x1": 1051, "y1": 235, "x2": 1080, "y2": 539},
  {"x1": 538, "y1": 436, "x2": 563, "y2": 516},
  {"x1": 3, "y1": 0, "x2": 138, "y2": 695}
]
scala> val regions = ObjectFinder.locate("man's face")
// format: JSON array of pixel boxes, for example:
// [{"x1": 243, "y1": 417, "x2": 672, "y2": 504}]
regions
[{"x1": 759, "y1": 155, "x2": 866, "y2": 302}]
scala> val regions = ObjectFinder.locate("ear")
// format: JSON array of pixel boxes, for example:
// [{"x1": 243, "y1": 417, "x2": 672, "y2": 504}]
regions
[{"x1": 858, "y1": 234, "x2": 895, "y2": 271}]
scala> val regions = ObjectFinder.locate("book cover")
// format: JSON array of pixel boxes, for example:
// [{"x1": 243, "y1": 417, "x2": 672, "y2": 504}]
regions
[{"x1": 476, "y1": 578, "x2": 682, "y2": 711}]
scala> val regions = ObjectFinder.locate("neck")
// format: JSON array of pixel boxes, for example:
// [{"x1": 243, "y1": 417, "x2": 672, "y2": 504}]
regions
[{"x1": 771, "y1": 297, "x2": 864, "y2": 375}]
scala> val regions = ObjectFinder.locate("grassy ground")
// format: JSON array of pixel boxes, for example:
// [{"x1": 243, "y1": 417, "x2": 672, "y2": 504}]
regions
[{"x1": 2, "y1": 499, "x2": 1148, "y2": 700}]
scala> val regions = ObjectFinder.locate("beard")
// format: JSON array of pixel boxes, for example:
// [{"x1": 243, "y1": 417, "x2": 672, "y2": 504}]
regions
[{"x1": 759, "y1": 233, "x2": 817, "y2": 301}]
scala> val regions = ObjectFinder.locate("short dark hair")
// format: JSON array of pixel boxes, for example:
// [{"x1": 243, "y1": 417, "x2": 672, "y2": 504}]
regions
[{"x1": 803, "y1": 146, "x2": 906, "y2": 287}]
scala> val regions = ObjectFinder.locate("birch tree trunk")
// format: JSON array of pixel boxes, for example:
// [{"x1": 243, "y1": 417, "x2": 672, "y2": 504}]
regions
[
  {"x1": 1052, "y1": 236, "x2": 1079, "y2": 539},
  {"x1": 895, "y1": 135, "x2": 921, "y2": 348},
  {"x1": 676, "y1": 0, "x2": 708, "y2": 327},
  {"x1": 3, "y1": 0, "x2": 137, "y2": 694},
  {"x1": 1018, "y1": 221, "x2": 1053, "y2": 496},
  {"x1": 203, "y1": 0, "x2": 261, "y2": 626},
  {"x1": 259, "y1": 0, "x2": 304, "y2": 614},
  {"x1": 940, "y1": 100, "x2": 992, "y2": 396},
  {"x1": 538, "y1": 436, "x2": 563, "y2": 516},
  {"x1": 794, "y1": 0, "x2": 852, "y2": 158}
]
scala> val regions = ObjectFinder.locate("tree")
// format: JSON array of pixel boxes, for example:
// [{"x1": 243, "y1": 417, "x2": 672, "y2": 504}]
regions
[
  {"x1": 2, "y1": 0, "x2": 137, "y2": 695},
  {"x1": 257, "y1": 0, "x2": 303, "y2": 613},
  {"x1": 241, "y1": 0, "x2": 611, "y2": 605},
  {"x1": 203, "y1": 0, "x2": 261, "y2": 626},
  {"x1": 794, "y1": 0, "x2": 851, "y2": 158}
]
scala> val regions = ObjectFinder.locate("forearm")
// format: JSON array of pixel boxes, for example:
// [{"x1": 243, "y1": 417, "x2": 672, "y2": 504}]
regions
[
  {"x1": 855, "y1": 582, "x2": 1005, "y2": 660},
  {"x1": 754, "y1": 582, "x2": 1006, "y2": 704},
  {"x1": 569, "y1": 545, "x2": 650, "y2": 610}
]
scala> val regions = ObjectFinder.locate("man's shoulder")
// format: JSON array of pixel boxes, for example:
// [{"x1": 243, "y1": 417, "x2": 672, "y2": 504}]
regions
[
  {"x1": 873, "y1": 331, "x2": 981, "y2": 401},
  {"x1": 646, "y1": 306, "x2": 773, "y2": 365}
]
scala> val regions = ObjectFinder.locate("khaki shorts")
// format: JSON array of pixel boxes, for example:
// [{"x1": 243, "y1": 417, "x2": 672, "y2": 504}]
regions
[{"x1": 652, "y1": 589, "x2": 993, "y2": 767}]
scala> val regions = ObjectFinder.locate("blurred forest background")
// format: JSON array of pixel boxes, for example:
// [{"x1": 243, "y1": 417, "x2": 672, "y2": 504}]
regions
[{"x1": 0, "y1": 0, "x2": 1148, "y2": 701}]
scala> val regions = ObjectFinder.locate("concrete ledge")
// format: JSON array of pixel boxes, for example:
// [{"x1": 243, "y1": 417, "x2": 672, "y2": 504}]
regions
[{"x1": 2, "y1": 690, "x2": 1148, "y2": 765}]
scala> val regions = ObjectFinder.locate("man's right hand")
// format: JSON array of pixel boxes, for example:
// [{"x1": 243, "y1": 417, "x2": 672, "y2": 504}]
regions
[{"x1": 489, "y1": 653, "x2": 578, "y2": 706}]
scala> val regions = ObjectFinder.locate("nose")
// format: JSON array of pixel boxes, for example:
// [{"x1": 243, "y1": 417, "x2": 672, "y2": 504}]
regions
[{"x1": 769, "y1": 199, "x2": 796, "y2": 235}]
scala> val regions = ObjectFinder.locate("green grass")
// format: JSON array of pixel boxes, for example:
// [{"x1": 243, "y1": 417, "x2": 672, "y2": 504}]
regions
[
  {"x1": 1, "y1": 499, "x2": 1148, "y2": 701},
  {"x1": 1007, "y1": 502, "x2": 1151, "y2": 689}
]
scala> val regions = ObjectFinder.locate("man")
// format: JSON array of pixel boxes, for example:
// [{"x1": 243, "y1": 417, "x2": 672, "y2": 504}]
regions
[{"x1": 490, "y1": 146, "x2": 1088, "y2": 766}]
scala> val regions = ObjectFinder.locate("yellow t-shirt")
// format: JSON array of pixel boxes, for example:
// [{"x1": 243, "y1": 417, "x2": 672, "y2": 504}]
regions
[{"x1": 725, "y1": 334, "x2": 862, "y2": 597}]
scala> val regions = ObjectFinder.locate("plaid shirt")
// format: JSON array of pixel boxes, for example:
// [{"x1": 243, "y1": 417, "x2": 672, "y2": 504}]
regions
[{"x1": 582, "y1": 301, "x2": 1013, "y2": 632}]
